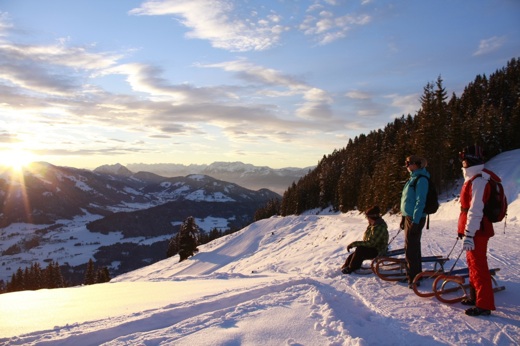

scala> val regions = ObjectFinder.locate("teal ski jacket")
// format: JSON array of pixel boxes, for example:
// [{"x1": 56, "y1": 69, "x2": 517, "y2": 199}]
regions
[{"x1": 400, "y1": 167, "x2": 430, "y2": 224}]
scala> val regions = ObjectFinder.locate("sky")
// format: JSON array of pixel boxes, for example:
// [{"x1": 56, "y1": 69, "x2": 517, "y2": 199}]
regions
[
  {"x1": 0, "y1": 1, "x2": 519, "y2": 170},
  {"x1": 1, "y1": 150, "x2": 519, "y2": 345}
]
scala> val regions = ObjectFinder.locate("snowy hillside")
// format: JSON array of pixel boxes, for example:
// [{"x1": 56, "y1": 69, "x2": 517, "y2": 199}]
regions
[
  {"x1": 1, "y1": 150, "x2": 519, "y2": 345},
  {"x1": 0, "y1": 169, "x2": 278, "y2": 283}
]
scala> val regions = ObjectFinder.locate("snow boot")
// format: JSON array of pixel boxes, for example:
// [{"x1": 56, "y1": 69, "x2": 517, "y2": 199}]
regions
[
  {"x1": 460, "y1": 298, "x2": 475, "y2": 306},
  {"x1": 341, "y1": 267, "x2": 352, "y2": 275},
  {"x1": 461, "y1": 286, "x2": 476, "y2": 305},
  {"x1": 465, "y1": 307, "x2": 491, "y2": 316},
  {"x1": 408, "y1": 281, "x2": 420, "y2": 289}
]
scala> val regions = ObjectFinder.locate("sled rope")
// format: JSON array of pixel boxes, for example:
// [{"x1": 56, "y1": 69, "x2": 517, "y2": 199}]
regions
[
  {"x1": 387, "y1": 228, "x2": 401, "y2": 247},
  {"x1": 447, "y1": 247, "x2": 464, "y2": 276},
  {"x1": 446, "y1": 237, "x2": 459, "y2": 260}
]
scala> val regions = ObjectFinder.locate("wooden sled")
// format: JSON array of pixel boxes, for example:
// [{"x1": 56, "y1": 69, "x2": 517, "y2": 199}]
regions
[
  {"x1": 411, "y1": 267, "x2": 470, "y2": 298},
  {"x1": 431, "y1": 268, "x2": 505, "y2": 304},
  {"x1": 354, "y1": 248, "x2": 406, "y2": 275},
  {"x1": 373, "y1": 255, "x2": 448, "y2": 282}
]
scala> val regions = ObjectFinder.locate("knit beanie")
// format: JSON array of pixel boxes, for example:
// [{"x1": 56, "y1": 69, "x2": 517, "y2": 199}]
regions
[
  {"x1": 365, "y1": 206, "x2": 381, "y2": 219},
  {"x1": 460, "y1": 145, "x2": 485, "y2": 166},
  {"x1": 407, "y1": 155, "x2": 428, "y2": 168}
]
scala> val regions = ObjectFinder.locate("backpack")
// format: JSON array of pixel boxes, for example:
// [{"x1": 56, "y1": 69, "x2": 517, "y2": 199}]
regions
[
  {"x1": 471, "y1": 169, "x2": 508, "y2": 223},
  {"x1": 410, "y1": 175, "x2": 439, "y2": 215}
]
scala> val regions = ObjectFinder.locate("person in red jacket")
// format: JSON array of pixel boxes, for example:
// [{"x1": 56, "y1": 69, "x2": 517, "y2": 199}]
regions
[{"x1": 458, "y1": 144, "x2": 497, "y2": 316}]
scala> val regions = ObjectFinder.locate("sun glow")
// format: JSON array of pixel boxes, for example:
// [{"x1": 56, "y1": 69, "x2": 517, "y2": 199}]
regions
[{"x1": 0, "y1": 148, "x2": 36, "y2": 172}]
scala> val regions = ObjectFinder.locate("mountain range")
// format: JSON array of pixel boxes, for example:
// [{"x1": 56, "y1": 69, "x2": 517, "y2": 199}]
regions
[
  {"x1": 125, "y1": 161, "x2": 313, "y2": 194},
  {"x1": 0, "y1": 162, "x2": 280, "y2": 284}
]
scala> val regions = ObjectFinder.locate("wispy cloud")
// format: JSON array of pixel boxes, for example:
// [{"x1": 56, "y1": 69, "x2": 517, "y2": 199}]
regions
[
  {"x1": 473, "y1": 36, "x2": 506, "y2": 56},
  {"x1": 0, "y1": 29, "x2": 341, "y2": 152},
  {"x1": 346, "y1": 90, "x2": 371, "y2": 100},
  {"x1": 299, "y1": 7, "x2": 371, "y2": 45},
  {"x1": 200, "y1": 59, "x2": 334, "y2": 120},
  {"x1": 130, "y1": 0, "x2": 372, "y2": 49},
  {"x1": 0, "y1": 12, "x2": 13, "y2": 37},
  {"x1": 129, "y1": 0, "x2": 289, "y2": 52},
  {"x1": 386, "y1": 93, "x2": 420, "y2": 118},
  {"x1": 0, "y1": 40, "x2": 121, "y2": 95}
]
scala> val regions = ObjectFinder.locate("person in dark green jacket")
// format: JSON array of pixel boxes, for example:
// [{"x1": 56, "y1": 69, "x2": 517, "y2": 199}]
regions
[
  {"x1": 400, "y1": 154, "x2": 430, "y2": 288},
  {"x1": 341, "y1": 206, "x2": 389, "y2": 274}
]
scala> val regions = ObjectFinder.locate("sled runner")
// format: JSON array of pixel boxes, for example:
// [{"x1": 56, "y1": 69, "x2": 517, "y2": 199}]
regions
[
  {"x1": 429, "y1": 268, "x2": 505, "y2": 303},
  {"x1": 373, "y1": 254, "x2": 448, "y2": 282},
  {"x1": 353, "y1": 248, "x2": 406, "y2": 275},
  {"x1": 408, "y1": 241, "x2": 506, "y2": 301},
  {"x1": 410, "y1": 267, "x2": 471, "y2": 298}
]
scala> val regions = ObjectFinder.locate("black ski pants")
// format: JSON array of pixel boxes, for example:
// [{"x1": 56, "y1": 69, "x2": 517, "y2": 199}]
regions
[
  {"x1": 404, "y1": 216, "x2": 426, "y2": 283},
  {"x1": 343, "y1": 246, "x2": 379, "y2": 271}
]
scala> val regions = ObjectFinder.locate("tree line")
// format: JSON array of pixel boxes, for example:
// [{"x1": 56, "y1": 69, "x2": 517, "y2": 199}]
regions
[
  {"x1": 0, "y1": 259, "x2": 111, "y2": 294},
  {"x1": 256, "y1": 57, "x2": 520, "y2": 217},
  {"x1": 1, "y1": 217, "x2": 239, "y2": 294}
]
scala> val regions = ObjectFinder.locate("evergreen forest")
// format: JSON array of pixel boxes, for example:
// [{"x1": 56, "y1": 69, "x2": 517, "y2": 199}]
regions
[{"x1": 277, "y1": 58, "x2": 520, "y2": 216}]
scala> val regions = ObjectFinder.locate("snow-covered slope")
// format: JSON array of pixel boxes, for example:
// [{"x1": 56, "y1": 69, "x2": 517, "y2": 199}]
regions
[
  {"x1": 1, "y1": 150, "x2": 519, "y2": 345},
  {"x1": 0, "y1": 168, "x2": 279, "y2": 283}
]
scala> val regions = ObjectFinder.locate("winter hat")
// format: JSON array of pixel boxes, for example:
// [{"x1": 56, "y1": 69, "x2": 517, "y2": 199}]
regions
[
  {"x1": 460, "y1": 144, "x2": 485, "y2": 166},
  {"x1": 365, "y1": 206, "x2": 381, "y2": 219},
  {"x1": 406, "y1": 155, "x2": 428, "y2": 168}
]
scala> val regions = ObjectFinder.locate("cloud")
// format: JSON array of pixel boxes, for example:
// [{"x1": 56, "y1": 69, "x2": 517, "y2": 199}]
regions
[
  {"x1": 109, "y1": 63, "x2": 234, "y2": 104},
  {"x1": 0, "y1": 15, "x2": 346, "y2": 165},
  {"x1": 201, "y1": 59, "x2": 334, "y2": 120},
  {"x1": 129, "y1": 1, "x2": 373, "y2": 50},
  {"x1": 473, "y1": 36, "x2": 506, "y2": 56},
  {"x1": 0, "y1": 12, "x2": 13, "y2": 37},
  {"x1": 129, "y1": 0, "x2": 289, "y2": 52},
  {"x1": 346, "y1": 90, "x2": 371, "y2": 100},
  {"x1": 201, "y1": 59, "x2": 305, "y2": 88},
  {"x1": 386, "y1": 93, "x2": 420, "y2": 118},
  {"x1": 0, "y1": 131, "x2": 21, "y2": 144},
  {"x1": 0, "y1": 41, "x2": 121, "y2": 95},
  {"x1": 299, "y1": 6, "x2": 371, "y2": 45}
]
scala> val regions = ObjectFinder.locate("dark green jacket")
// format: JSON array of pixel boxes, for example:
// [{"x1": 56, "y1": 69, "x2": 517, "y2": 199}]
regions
[{"x1": 349, "y1": 217, "x2": 389, "y2": 255}]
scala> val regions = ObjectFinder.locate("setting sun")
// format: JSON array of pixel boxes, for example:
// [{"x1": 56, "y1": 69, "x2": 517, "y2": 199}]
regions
[{"x1": 0, "y1": 148, "x2": 36, "y2": 171}]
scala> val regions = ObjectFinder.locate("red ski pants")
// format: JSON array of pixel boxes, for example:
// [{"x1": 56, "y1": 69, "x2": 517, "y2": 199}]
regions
[{"x1": 466, "y1": 235, "x2": 496, "y2": 311}]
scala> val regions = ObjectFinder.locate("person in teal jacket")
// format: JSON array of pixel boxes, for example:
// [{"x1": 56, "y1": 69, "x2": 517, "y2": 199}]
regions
[
  {"x1": 341, "y1": 206, "x2": 388, "y2": 274},
  {"x1": 400, "y1": 155, "x2": 430, "y2": 288}
]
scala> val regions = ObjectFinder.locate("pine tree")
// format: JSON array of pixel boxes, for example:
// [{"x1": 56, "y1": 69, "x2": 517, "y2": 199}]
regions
[
  {"x1": 44, "y1": 261, "x2": 64, "y2": 289},
  {"x1": 177, "y1": 217, "x2": 200, "y2": 262},
  {"x1": 96, "y1": 267, "x2": 111, "y2": 283},
  {"x1": 166, "y1": 234, "x2": 179, "y2": 258},
  {"x1": 166, "y1": 216, "x2": 200, "y2": 262},
  {"x1": 84, "y1": 259, "x2": 96, "y2": 285}
]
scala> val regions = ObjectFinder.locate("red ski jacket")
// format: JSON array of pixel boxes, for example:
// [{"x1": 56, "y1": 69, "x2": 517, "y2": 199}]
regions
[{"x1": 457, "y1": 165, "x2": 498, "y2": 238}]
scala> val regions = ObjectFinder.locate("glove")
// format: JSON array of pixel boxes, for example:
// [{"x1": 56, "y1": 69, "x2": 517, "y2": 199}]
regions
[
  {"x1": 347, "y1": 244, "x2": 353, "y2": 252},
  {"x1": 399, "y1": 216, "x2": 405, "y2": 230},
  {"x1": 457, "y1": 233, "x2": 464, "y2": 240},
  {"x1": 462, "y1": 236, "x2": 475, "y2": 251}
]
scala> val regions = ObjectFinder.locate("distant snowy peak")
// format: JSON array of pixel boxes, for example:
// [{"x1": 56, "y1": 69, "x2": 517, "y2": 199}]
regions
[
  {"x1": 126, "y1": 161, "x2": 313, "y2": 177},
  {"x1": 125, "y1": 161, "x2": 313, "y2": 194},
  {"x1": 94, "y1": 163, "x2": 133, "y2": 177},
  {"x1": 205, "y1": 161, "x2": 267, "y2": 174}
]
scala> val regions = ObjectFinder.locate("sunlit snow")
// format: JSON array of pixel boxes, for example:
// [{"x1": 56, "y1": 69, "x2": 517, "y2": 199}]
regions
[{"x1": 1, "y1": 150, "x2": 519, "y2": 345}]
